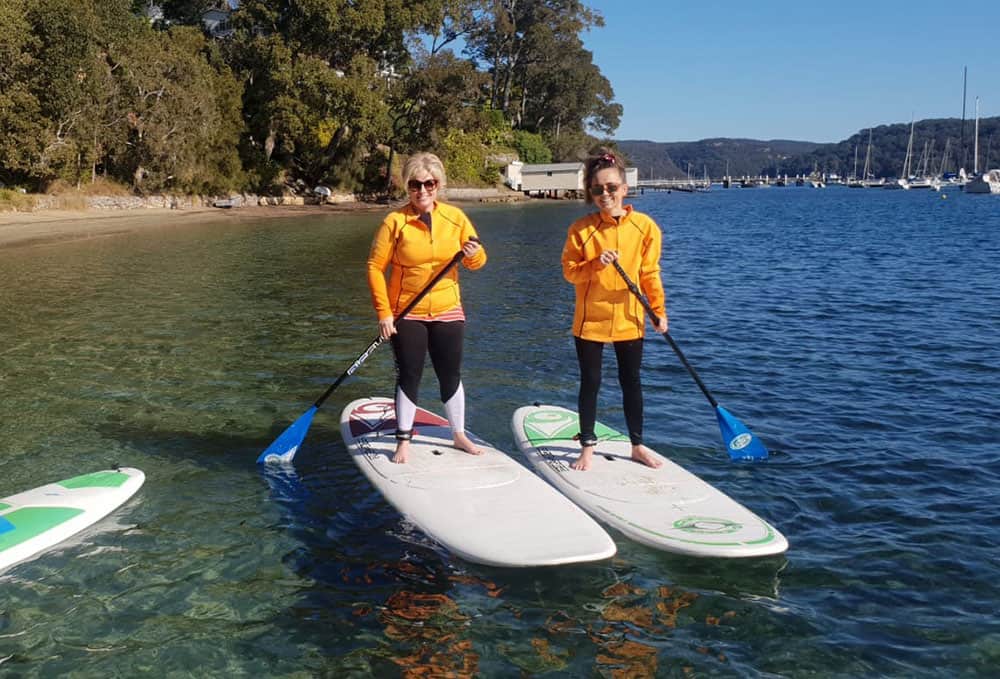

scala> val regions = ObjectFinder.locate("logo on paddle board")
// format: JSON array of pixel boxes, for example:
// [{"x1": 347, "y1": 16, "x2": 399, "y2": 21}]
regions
[
  {"x1": 674, "y1": 516, "x2": 742, "y2": 534},
  {"x1": 525, "y1": 410, "x2": 577, "y2": 441},
  {"x1": 729, "y1": 433, "x2": 753, "y2": 450}
]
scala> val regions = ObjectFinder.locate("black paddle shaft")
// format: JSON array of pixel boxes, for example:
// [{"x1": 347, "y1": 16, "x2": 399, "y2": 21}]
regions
[
  {"x1": 311, "y1": 244, "x2": 474, "y2": 409},
  {"x1": 611, "y1": 259, "x2": 719, "y2": 408}
]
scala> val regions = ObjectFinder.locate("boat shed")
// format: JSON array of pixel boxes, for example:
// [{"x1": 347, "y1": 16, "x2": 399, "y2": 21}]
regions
[
  {"x1": 506, "y1": 161, "x2": 584, "y2": 195},
  {"x1": 506, "y1": 161, "x2": 640, "y2": 197}
]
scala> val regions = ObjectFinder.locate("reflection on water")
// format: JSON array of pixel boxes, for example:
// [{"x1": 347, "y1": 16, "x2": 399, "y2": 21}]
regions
[{"x1": 2, "y1": 190, "x2": 999, "y2": 676}]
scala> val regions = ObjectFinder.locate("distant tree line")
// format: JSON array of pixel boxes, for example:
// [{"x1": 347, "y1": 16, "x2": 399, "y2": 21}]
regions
[{"x1": 0, "y1": 0, "x2": 621, "y2": 195}]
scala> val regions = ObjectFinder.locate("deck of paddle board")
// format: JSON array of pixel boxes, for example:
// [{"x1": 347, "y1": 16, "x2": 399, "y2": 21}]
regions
[
  {"x1": 511, "y1": 405, "x2": 788, "y2": 558},
  {"x1": 341, "y1": 397, "x2": 615, "y2": 567},
  {"x1": 0, "y1": 467, "x2": 145, "y2": 572}
]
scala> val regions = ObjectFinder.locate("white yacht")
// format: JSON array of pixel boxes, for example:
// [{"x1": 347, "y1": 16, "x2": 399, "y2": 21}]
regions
[
  {"x1": 963, "y1": 98, "x2": 1000, "y2": 194},
  {"x1": 964, "y1": 169, "x2": 1000, "y2": 194}
]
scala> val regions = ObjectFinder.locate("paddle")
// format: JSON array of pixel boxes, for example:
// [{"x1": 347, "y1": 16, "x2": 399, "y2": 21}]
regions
[
  {"x1": 257, "y1": 244, "x2": 474, "y2": 464},
  {"x1": 611, "y1": 259, "x2": 768, "y2": 461}
]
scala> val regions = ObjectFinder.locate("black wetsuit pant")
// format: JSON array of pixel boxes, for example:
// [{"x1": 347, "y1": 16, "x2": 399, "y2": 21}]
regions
[
  {"x1": 575, "y1": 336, "x2": 644, "y2": 446},
  {"x1": 391, "y1": 319, "x2": 465, "y2": 435}
]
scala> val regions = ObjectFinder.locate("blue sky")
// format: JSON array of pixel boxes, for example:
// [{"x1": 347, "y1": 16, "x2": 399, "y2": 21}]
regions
[{"x1": 581, "y1": 1, "x2": 1000, "y2": 143}]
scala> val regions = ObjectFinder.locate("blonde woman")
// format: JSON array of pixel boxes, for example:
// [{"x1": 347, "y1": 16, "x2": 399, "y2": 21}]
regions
[{"x1": 366, "y1": 153, "x2": 487, "y2": 463}]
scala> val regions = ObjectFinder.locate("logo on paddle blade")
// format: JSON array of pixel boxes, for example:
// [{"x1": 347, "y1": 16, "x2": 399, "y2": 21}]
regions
[{"x1": 729, "y1": 433, "x2": 753, "y2": 450}]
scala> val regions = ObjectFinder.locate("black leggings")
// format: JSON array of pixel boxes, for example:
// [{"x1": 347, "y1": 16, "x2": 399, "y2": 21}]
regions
[
  {"x1": 575, "y1": 336, "x2": 644, "y2": 445},
  {"x1": 391, "y1": 319, "x2": 464, "y2": 404}
]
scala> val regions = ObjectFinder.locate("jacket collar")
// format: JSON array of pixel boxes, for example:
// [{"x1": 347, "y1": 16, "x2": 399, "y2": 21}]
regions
[{"x1": 597, "y1": 203, "x2": 633, "y2": 226}]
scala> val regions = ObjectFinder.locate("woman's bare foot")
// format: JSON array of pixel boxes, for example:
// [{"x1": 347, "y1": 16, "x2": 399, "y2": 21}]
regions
[
  {"x1": 571, "y1": 445, "x2": 595, "y2": 471},
  {"x1": 391, "y1": 439, "x2": 410, "y2": 464},
  {"x1": 631, "y1": 444, "x2": 662, "y2": 469},
  {"x1": 453, "y1": 431, "x2": 483, "y2": 455}
]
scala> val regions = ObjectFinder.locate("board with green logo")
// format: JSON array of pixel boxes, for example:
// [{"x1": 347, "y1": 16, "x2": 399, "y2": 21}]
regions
[{"x1": 511, "y1": 405, "x2": 787, "y2": 558}]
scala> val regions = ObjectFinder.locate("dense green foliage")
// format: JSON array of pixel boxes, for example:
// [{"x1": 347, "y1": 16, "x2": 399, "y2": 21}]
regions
[
  {"x1": 0, "y1": 0, "x2": 620, "y2": 194},
  {"x1": 512, "y1": 130, "x2": 552, "y2": 164}
]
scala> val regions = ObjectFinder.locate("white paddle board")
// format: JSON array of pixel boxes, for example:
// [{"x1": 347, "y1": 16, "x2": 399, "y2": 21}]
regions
[
  {"x1": 341, "y1": 397, "x2": 615, "y2": 567},
  {"x1": 0, "y1": 467, "x2": 145, "y2": 572},
  {"x1": 511, "y1": 405, "x2": 788, "y2": 558}
]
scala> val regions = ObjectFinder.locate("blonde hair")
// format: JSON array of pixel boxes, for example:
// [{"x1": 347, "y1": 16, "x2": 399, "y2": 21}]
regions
[{"x1": 402, "y1": 152, "x2": 447, "y2": 190}]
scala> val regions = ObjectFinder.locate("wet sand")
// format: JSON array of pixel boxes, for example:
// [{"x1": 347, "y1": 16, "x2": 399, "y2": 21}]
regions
[{"x1": 0, "y1": 202, "x2": 390, "y2": 249}]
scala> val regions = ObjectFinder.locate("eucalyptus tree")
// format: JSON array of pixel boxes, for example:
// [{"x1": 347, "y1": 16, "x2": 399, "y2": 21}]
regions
[
  {"x1": 466, "y1": 0, "x2": 604, "y2": 117},
  {"x1": 110, "y1": 25, "x2": 244, "y2": 193},
  {"x1": 0, "y1": 0, "x2": 44, "y2": 185},
  {"x1": 227, "y1": 1, "x2": 465, "y2": 191},
  {"x1": 523, "y1": 39, "x2": 620, "y2": 157},
  {"x1": 4, "y1": 0, "x2": 118, "y2": 187}
]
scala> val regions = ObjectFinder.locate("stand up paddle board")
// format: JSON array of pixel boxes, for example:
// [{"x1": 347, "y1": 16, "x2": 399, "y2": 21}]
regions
[
  {"x1": 341, "y1": 397, "x2": 615, "y2": 567},
  {"x1": 511, "y1": 405, "x2": 788, "y2": 558},
  {"x1": 0, "y1": 467, "x2": 145, "y2": 572}
]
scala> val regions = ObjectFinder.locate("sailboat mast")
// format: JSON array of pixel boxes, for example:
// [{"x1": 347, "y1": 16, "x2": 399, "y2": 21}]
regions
[
  {"x1": 960, "y1": 66, "x2": 968, "y2": 170},
  {"x1": 903, "y1": 118, "x2": 915, "y2": 179},
  {"x1": 939, "y1": 138, "x2": 951, "y2": 176},
  {"x1": 973, "y1": 97, "x2": 980, "y2": 175},
  {"x1": 864, "y1": 129, "x2": 873, "y2": 179}
]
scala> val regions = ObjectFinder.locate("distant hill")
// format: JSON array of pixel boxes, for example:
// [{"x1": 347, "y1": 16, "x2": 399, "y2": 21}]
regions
[
  {"x1": 617, "y1": 117, "x2": 1000, "y2": 179},
  {"x1": 618, "y1": 139, "x2": 821, "y2": 180}
]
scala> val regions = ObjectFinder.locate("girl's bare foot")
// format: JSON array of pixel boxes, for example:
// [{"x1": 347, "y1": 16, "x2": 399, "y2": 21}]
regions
[
  {"x1": 631, "y1": 444, "x2": 662, "y2": 469},
  {"x1": 392, "y1": 439, "x2": 410, "y2": 464},
  {"x1": 453, "y1": 431, "x2": 483, "y2": 455},
  {"x1": 571, "y1": 446, "x2": 594, "y2": 471}
]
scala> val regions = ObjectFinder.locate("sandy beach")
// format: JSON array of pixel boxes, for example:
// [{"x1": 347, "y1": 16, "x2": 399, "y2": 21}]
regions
[
  {"x1": 0, "y1": 187, "x2": 522, "y2": 249},
  {"x1": 0, "y1": 202, "x2": 392, "y2": 249}
]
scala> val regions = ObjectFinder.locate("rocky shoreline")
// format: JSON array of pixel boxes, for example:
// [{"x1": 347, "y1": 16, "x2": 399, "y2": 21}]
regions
[
  {"x1": 0, "y1": 186, "x2": 531, "y2": 249},
  {"x1": 20, "y1": 185, "x2": 528, "y2": 212}
]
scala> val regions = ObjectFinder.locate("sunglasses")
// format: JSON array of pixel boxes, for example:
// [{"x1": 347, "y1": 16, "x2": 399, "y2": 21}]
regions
[
  {"x1": 589, "y1": 183, "x2": 621, "y2": 196},
  {"x1": 407, "y1": 178, "x2": 438, "y2": 192}
]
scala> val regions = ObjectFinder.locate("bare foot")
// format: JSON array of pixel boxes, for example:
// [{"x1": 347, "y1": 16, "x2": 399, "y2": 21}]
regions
[
  {"x1": 453, "y1": 431, "x2": 483, "y2": 455},
  {"x1": 392, "y1": 439, "x2": 410, "y2": 464},
  {"x1": 631, "y1": 444, "x2": 662, "y2": 469},
  {"x1": 571, "y1": 446, "x2": 594, "y2": 471}
]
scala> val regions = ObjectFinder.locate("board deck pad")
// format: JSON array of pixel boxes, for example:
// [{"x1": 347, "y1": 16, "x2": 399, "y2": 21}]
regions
[
  {"x1": 0, "y1": 467, "x2": 145, "y2": 572},
  {"x1": 512, "y1": 405, "x2": 788, "y2": 558},
  {"x1": 341, "y1": 397, "x2": 615, "y2": 567}
]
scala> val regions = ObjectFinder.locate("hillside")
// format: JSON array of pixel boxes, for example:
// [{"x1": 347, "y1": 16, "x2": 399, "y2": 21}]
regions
[{"x1": 618, "y1": 117, "x2": 1000, "y2": 179}]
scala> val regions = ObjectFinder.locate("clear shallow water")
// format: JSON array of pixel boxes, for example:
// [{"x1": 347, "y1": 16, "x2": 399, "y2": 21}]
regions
[{"x1": 1, "y1": 188, "x2": 998, "y2": 676}]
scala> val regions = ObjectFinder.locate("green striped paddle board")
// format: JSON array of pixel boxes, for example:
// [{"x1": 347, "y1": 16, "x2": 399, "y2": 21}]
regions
[{"x1": 0, "y1": 467, "x2": 145, "y2": 572}]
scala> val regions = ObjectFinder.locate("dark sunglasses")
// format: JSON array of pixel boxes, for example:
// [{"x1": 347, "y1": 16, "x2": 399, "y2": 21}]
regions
[
  {"x1": 407, "y1": 178, "x2": 438, "y2": 192},
  {"x1": 589, "y1": 183, "x2": 621, "y2": 196}
]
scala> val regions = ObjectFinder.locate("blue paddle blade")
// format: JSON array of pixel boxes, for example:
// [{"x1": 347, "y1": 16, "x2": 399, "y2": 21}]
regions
[
  {"x1": 715, "y1": 405, "x2": 768, "y2": 461},
  {"x1": 257, "y1": 406, "x2": 317, "y2": 465}
]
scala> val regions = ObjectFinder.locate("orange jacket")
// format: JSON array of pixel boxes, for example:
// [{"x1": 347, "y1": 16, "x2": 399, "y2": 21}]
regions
[
  {"x1": 562, "y1": 205, "x2": 666, "y2": 342},
  {"x1": 367, "y1": 201, "x2": 486, "y2": 320}
]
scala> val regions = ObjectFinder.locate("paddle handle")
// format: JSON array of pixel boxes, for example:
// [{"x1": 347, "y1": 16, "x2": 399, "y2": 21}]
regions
[
  {"x1": 312, "y1": 245, "x2": 472, "y2": 409},
  {"x1": 611, "y1": 259, "x2": 719, "y2": 409}
]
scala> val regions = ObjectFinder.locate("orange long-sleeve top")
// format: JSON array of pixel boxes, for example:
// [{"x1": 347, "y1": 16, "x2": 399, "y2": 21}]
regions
[
  {"x1": 561, "y1": 205, "x2": 666, "y2": 342},
  {"x1": 367, "y1": 201, "x2": 487, "y2": 321}
]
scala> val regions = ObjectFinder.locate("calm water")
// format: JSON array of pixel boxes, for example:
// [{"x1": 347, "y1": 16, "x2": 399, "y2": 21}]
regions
[{"x1": 2, "y1": 187, "x2": 998, "y2": 676}]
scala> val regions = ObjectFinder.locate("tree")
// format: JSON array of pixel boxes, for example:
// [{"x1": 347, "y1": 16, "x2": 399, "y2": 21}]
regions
[
  {"x1": 110, "y1": 25, "x2": 244, "y2": 192},
  {"x1": 512, "y1": 129, "x2": 550, "y2": 163},
  {"x1": 0, "y1": 0, "x2": 45, "y2": 185}
]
